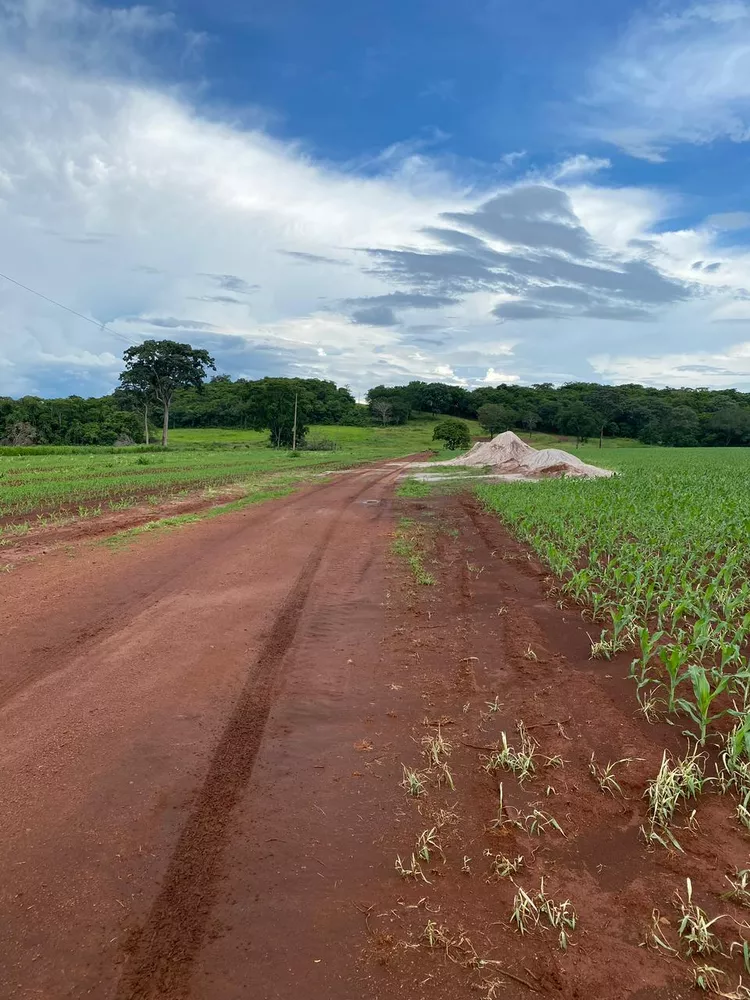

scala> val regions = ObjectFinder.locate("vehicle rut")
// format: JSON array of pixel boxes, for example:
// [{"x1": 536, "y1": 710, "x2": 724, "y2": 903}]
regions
[{"x1": 114, "y1": 468, "x2": 397, "y2": 1000}]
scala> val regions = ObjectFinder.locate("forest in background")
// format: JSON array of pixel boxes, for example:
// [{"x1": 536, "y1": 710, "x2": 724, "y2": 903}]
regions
[{"x1": 3, "y1": 374, "x2": 750, "y2": 447}]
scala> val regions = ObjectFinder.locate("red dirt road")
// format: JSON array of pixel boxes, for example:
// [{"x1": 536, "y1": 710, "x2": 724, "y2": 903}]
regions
[
  {"x1": 0, "y1": 464, "x2": 403, "y2": 1000},
  {"x1": 4, "y1": 468, "x2": 749, "y2": 1000}
]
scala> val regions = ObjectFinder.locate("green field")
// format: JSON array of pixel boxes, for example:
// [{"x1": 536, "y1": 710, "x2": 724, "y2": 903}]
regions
[
  {"x1": 0, "y1": 420, "x2": 486, "y2": 522},
  {"x1": 477, "y1": 447, "x2": 750, "y2": 798},
  {"x1": 167, "y1": 420, "x2": 483, "y2": 450}
]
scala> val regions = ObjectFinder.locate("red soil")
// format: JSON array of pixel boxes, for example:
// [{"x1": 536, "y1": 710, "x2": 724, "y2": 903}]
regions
[{"x1": 1, "y1": 476, "x2": 748, "y2": 999}]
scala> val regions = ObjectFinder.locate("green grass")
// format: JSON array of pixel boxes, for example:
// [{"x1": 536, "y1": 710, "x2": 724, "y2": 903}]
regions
[
  {"x1": 0, "y1": 419, "x2": 648, "y2": 525},
  {"x1": 166, "y1": 428, "x2": 270, "y2": 445},
  {"x1": 519, "y1": 431, "x2": 645, "y2": 450},
  {"x1": 0, "y1": 420, "x2": 467, "y2": 521},
  {"x1": 392, "y1": 517, "x2": 435, "y2": 585},
  {"x1": 169, "y1": 419, "x2": 483, "y2": 451},
  {"x1": 396, "y1": 478, "x2": 434, "y2": 498},
  {"x1": 104, "y1": 484, "x2": 295, "y2": 547},
  {"x1": 476, "y1": 446, "x2": 750, "y2": 743}
]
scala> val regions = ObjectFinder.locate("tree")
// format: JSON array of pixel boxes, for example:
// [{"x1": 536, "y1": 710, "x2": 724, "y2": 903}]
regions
[
  {"x1": 1, "y1": 421, "x2": 39, "y2": 446},
  {"x1": 406, "y1": 381, "x2": 454, "y2": 415},
  {"x1": 661, "y1": 405, "x2": 700, "y2": 447},
  {"x1": 113, "y1": 386, "x2": 154, "y2": 445},
  {"x1": 585, "y1": 386, "x2": 620, "y2": 449},
  {"x1": 433, "y1": 418, "x2": 471, "y2": 451},
  {"x1": 119, "y1": 340, "x2": 215, "y2": 446},
  {"x1": 706, "y1": 406, "x2": 750, "y2": 446},
  {"x1": 520, "y1": 409, "x2": 539, "y2": 438},
  {"x1": 557, "y1": 402, "x2": 599, "y2": 447},
  {"x1": 243, "y1": 378, "x2": 311, "y2": 448},
  {"x1": 477, "y1": 403, "x2": 513, "y2": 436},
  {"x1": 371, "y1": 398, "x2": 393, "y2": 425}
]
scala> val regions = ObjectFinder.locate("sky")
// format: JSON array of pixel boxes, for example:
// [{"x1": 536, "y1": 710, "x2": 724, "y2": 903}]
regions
[{"x1": 3, "y1": 1, "x2": 750, "y2": 399}]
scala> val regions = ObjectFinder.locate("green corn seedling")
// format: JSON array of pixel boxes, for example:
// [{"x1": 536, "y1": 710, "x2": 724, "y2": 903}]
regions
[{"x1": 677, "y1": 666, "x2": 732, "y2": 744}]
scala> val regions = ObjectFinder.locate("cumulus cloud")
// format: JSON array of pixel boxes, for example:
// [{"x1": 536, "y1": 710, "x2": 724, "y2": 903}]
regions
[
  {"x1": 1, "y1": 0, "x2": 750, "y2": 397},
  {"x1": 583, "y1": 1, "x2": 750, "y2": 158},
  {"x1": 551, "y1": 155, "x2": 612, "y2": 180},
  {"x1": 366, "y1": 185, "x2": 691, "y2": 324},
  {"x1": 481, "y1": 367, "x2": 520, "y2": 384},
  {"x1": 591, "y1": 341, "x2": 750, "y2": 387}
]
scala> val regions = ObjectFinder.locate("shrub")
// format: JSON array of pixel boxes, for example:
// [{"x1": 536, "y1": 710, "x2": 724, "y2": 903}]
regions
[
  {"x1": 433, "y1": 418, "x2": 471, "y2": 451},
  {"x1": 301, "y1": 437, "x2": 338, "y2": 451}
]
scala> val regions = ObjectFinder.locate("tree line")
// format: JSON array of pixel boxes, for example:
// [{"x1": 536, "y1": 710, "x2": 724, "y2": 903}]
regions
[
  {"x1": 366, "y1": 380, "x2": 750, "y2": 447},
  {"x1": 0, "y1": 340, "x2": 363, "y2": 447},
  {"x1": 3, "y1": 338, "x2": 750, "y2": 447}
]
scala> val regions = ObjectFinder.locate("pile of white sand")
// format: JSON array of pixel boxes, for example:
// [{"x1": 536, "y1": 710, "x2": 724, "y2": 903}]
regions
[{"x1": 436, "y1": 431, "x2": 613, "y2": 479}]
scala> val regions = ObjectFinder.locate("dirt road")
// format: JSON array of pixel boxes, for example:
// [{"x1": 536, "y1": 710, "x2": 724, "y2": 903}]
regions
[
  {"x1": 4, "y1": 467, "x2": 748, "y2": 1000},
  {"x1": 0, "y1": 464, "x2": 405, "y2": 1000}
]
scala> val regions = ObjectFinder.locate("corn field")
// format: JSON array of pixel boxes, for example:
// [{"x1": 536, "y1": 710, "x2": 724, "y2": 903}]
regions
[{"x1": 477, "y1": 448, "x2": 750, "y2": 747}]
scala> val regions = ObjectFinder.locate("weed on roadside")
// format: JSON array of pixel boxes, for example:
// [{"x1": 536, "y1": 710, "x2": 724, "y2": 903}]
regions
[
  {"x1": 392, "y1": 518, "x2": 435, "y2": 586},
  {"x1": 396, "y1": 478, "x2": 433, "y2": 498}
]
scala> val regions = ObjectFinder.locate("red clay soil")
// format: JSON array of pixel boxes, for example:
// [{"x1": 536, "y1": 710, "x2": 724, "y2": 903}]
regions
[
  {"x1": 1, "y1": 478, "x2": 749, "y2": 999},
  {"x1": 0, "y1": 476, "x2": 297, "y2": 562}
]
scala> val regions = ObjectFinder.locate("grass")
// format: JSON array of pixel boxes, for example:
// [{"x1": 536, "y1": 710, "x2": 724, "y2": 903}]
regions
[
  {"x1": 0, "y1": 419, "x2": 642, "y2": 526},
  {"x1": 0, "y1": 420, "x2": 452, "y2": 522},
  {"x1": 102, "y1": 484, "x2": 295, "y2": 548},
  {"x1": 395, "y1": 477, "x2": 434, "y2": 498},
  {"x1": 392, "y1": 517, "x2": 435, "y2": 585},
  {"x1": 723, "y1": 869, "x2": 750, "y2": 908},
  {"x1": 485, "y1": 852, "x2": 524, "y2": 880},
  {"x1": 510, "y1": 880, "x2": 578, "y2": 950},
  {"x1": 415, "y1": 827, "x2": 444, "y2": 863},
  {"x1": 400, "y1": 765, "x2": 428, "y2": 797},
  {"x1": 170, "y1": 418, "x2": 483, "y2": 450},
  {"x1": 516, "y1": 431, "x2": 645, "y2": 450},
  {"x1": 395, "y1": 853, "x2": 430, "y2": 883},
  {"x1": 589, "y1": 753, "x2": 640, "y2": 796}
]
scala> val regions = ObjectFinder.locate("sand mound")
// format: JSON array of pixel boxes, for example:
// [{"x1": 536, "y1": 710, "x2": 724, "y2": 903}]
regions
[{"x1": 437, "y1": 431, "x2": 613, "y2": 479}]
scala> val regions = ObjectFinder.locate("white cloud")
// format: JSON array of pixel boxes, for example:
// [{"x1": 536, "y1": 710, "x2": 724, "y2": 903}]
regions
[
  {"x1": 583, "y1": 1, "x2": 750, "y2": 158},
  {"x1": 551, "y1": 154, "x2": 611, "y2": 180},
  {"x1": 3, "y1": 0, "x2": 750, "y2": 398},
  {"x1": 36, "y1": 349, "x2": 120, "y2": 367},
  {"x1": 501, "y1": 150, "x2": 527, "y2": 167},
  {"x1": 481, "y1": 367, "x2": 520, "y2": 384},
  {"x1": 590, "y1": 341, "x2": 750, "y2": 387}
]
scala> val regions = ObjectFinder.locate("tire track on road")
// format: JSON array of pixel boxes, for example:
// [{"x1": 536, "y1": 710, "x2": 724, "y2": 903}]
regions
[
  {"x1": 115, "y1": 467, "x2": 399, "y2": 1000},
  {"x1": 0, "y1": 466, "x2": 391, "y2": 710}
]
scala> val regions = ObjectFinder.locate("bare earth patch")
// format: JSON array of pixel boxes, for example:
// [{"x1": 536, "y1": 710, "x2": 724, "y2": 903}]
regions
[{"x1": 1, "y1": 476, "x2": 748, "y2": 999}]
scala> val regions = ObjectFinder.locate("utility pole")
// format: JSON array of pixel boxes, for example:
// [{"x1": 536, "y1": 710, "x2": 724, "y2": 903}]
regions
[{"x1": 292, "y1": 392, "x2": 298, "y2": 451}]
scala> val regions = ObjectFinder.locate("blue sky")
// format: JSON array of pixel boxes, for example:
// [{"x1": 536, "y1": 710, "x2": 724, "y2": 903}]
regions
[{"x1": 3, "y1": 0, "x2": 750, "y2": 398}]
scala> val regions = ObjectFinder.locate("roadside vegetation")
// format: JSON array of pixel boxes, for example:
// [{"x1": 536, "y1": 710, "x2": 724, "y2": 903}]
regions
[
  {"x1": 385, "y1": 453, "x2": 750, "y2": 997},
  {"x1": 0, "y1": 418, "x2": 497, "y2": 526},
  {"x1": 477, "y1": 447, "x2": 750, "y2": 847},
  {"x1": 392, "y1": 517, "x2": 435, "y2": 586},
  {"x1": 6, "y1": 337, "x2": 750, "y2": 450}
]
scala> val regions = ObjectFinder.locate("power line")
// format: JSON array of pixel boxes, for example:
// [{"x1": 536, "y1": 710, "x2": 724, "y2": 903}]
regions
[{"x1": 0, "y1": 269, "x2": 132, "y2": 345}]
